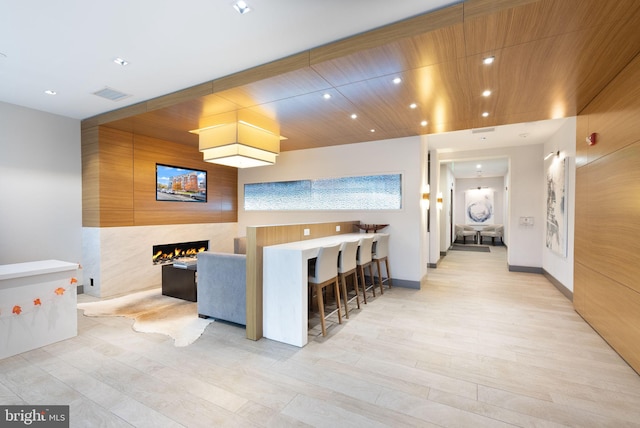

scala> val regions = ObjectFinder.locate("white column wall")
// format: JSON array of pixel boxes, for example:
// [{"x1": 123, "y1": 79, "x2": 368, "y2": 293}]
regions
[
  {"x1": 238, "y1": 136, "x2": 424, "y2": 284},
  {"x1": 428, "y1": 150, "x2": 441, "y2": 265},
  {"x1": 419, "y1": 136, "x2": 430, "y2": 280},
  {"x1": 508, "y1": 144, "x2": 545, "y2": 268},
  {"x1": 504, "y1": 166, "x2": 511, "y2": 245},
  {"x1": 439, "y1": 164, "x2": 455, "y2": 252}
]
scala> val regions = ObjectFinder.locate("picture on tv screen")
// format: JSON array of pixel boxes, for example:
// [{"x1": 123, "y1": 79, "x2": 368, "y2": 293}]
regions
[{"x1": 156, "y1": 164, "x2": 207, "y2": 202}]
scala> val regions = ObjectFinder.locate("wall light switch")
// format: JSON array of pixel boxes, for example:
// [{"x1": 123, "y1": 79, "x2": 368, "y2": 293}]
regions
[
  {"x1": 303, "y1": 228, "x2": 310, "y2": 236},
  {"x1": 336, "y1": 225, "x2": 341, "y2": 232}
]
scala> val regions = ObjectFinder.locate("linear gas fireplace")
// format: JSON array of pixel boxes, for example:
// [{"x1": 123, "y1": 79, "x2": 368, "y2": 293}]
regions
[{"x1": 152, "y1": 240, "x2": 209, "y2": 265}]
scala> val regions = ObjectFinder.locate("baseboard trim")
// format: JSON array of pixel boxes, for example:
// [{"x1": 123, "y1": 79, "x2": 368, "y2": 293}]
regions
[
  {"x1": 428, "y1": 256, "x2": 444, "y2": 269},
  {"x1": 508, "y1": 265, "x2": 543, "y2": 274},
  {"x1": 542, "y1": 269, "x2": 573, "y2": 302},
  {"x1": 368, "y1": 276, "x2": 420, "y2": 290},
  {"x1": 389, "y1": 278, "x2": 420, "y2": 289}
]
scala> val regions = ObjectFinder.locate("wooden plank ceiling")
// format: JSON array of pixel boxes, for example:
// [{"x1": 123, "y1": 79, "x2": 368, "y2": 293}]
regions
[{"x1": 82, "y1": 0, "x2": 640, "y2": 152}]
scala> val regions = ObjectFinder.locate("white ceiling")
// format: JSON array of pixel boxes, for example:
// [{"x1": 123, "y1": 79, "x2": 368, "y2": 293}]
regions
[
  {"x1": 444, "y1": 158, "x2": 509, "y2": 179},
  {"x1": 432, "y1": 118, "x2": 569, "y2": 178},
  {"x1": 0, "y1": 0, "x2": 457, "y2": 120},
  {"x1": 0, "y1": 0, "x2": 567, "y2": 159}
]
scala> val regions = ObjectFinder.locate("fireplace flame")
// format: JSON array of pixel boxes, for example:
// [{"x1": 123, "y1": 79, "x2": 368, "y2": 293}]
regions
[{"x1": 152, "y1": 240, "x2": 209, "y2": 265}]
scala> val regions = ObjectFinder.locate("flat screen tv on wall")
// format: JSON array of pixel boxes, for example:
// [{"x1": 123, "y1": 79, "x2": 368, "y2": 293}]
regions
[{"x1": 156, "y1": 163, "x2": 207, "y2": 202}]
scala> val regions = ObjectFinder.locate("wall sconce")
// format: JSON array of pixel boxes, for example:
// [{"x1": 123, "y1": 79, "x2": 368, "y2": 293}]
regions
[
  {"x1": 437, "y1": 192, "x2": 443, "y2": 210},
  {"x1": 190, "y1": 110, "x2": 280, "y2": 168},
  {"x1": 544, "y1": 150, "x2": 560, "y2": 160},
  {"x1": 422, "y1": 192, "x2": 430, "y2": 210}
]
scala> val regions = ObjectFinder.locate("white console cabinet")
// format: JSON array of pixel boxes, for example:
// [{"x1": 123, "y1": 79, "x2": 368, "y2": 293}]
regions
[{"x1": 0, "y1": 260, "x2": 79, "y2": 359}]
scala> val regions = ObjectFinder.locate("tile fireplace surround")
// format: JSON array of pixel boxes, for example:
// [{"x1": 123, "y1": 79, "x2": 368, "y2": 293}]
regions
[{"x1": 82, "y1": 223, "x2": 237, "y2": 298}]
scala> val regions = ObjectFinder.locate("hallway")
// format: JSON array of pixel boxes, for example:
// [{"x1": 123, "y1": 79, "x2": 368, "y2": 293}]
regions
[{"x1": 1, "y1": 246, "x2": 639, "y2": 427}]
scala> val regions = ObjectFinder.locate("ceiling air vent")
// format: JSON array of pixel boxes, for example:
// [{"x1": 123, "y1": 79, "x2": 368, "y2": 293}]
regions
[
  {"x1": 471, "y1": 127, "x2": 495, "y2": 134},
  {"x1": 92, "y1": 87, "x2": 131, "y2": 101}
]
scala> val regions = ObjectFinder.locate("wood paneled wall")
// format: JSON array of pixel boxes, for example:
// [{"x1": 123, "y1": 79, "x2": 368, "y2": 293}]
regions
[
  {"x1": 245, "y1": 221, "x2": 360, "y2": 341},
  {"x1": 81, "y1": 126, "x2": 237, "y2": 227},
  {"x1": 574, "y1": 53, "x2": 640, "y2": 373}
]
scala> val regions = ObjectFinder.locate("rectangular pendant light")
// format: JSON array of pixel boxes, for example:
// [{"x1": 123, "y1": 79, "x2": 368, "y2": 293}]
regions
[{"x1": 192, "y1": 110, "x2": 280, "y2": 168}]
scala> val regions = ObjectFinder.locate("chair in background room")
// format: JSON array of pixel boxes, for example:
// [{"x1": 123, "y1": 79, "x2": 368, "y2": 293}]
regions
[
  {"x1": 356, "y1": 235, "x2": 378, "y2": 303},
  {"x1": 372, "y1": 233, "x2": 392, "y2": 291},
  {"x1": 337, "y1": 240, "x2": 360, "y2": 318},
  {"x1": 455, "y1": 224, "x2": 477, "y2": 244},
  {"x1": 308, "y1": 243, "x2": 342, "y2": 336},
  {"x1": 480, "y1": 224, "x2": 504, "y2": 245}
]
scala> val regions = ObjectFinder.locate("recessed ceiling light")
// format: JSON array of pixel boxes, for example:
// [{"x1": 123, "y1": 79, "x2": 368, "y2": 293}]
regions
[
  {"x1": 409, "y1": 103, "x2": 417, "y2": 109},
  {"x1": 393, "y1": 77, "x2": 402, "y2": 84},
  {"x1": 483, "y1": 56, "x2": 495, "y2": 65},
  {"x1": 323, "y1": 93, "x2": 331, "y2": 100},
  {"x1": 482, "y1": 90, "x2": 491, "y2": 97},
  {"x1": 420, "y1": 120, "x2": 428, "y2": 127},
  {"x1": 482, "y1": 112, "x2": 490, "y2": 117},
  {"x1": 44, "y1": 90, "x2": 57, "y2": 95},
  {"x1": 476, "y1": 164, "x2": 482, "y2": 169},
  {"x1": 114, "y1": 57, "x2": 129, "y2": 66},
  {"x1": 233, "y1": 1, "x2": 251, "y2": 14},
  {"x1": 370, "y1": 129, "x2": 376, "y2": 133},
  {"x1": 351, "y1": 113, "x2": 358, "y2": 119}
]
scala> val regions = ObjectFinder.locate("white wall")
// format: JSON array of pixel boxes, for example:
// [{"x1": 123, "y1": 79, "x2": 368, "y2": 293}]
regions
[
  {"x1": 428, "y1": 150, "x2": 441, "y2": 265},
  {"x1": 542, "y1": 117, "x2": 576, "y2": 291},
  {"x1": 504, "y1": 166, "x2": 511, "y2": 245},
  {"x1": 439, "y1": 143, "x2": 545, "y2": 269},
  {"x1": 238, "y1": 136, "x2": 426, "y2": 285},
  {"x1": 419, "y1": 138, "x2": 429, "y2": 280},
  {"x1": 0, "y1": 102, "x2": 82, "y2": 267}
]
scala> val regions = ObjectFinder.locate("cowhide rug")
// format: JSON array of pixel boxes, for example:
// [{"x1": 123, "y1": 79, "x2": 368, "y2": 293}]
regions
[{"x1": 77, "y1": 288, "x2": 212, "y2": 347}]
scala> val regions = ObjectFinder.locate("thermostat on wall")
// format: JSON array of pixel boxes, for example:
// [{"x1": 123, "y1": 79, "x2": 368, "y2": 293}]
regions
[{"x1": 519, "y1": 216, "x2": 534, "y2": 226}]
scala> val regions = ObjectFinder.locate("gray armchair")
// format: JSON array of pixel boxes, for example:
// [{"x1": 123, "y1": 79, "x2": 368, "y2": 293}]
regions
[
  {"x1": 455, "y1": 224, "x2": 477, "y2": 244},
  {"x1": 480, "y1": 225, "x2": 504, "y2": 245},
  {"x1": 197, "y1": 252, "x2": 246, "y2": 326}
]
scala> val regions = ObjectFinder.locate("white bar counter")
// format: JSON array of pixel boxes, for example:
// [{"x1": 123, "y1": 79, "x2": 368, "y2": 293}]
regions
[
  {"x1": 0, "y1": 260, "x2": 79, "y2": 359},
  {"x1": 263, "y1": 233, "x2": 380, "y2": 347}
]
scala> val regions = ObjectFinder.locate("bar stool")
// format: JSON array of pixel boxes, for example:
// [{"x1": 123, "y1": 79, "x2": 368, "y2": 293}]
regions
[
  {"x1": 337, "y1": 240, "x2": 360, "y2": 318},
  {"x1": 356, "y1": 235, "x2": 377, "y2": 304},
  {"x1": 308, "y1": 243, "x2": 342, "y2": 336},
  {"x1": 372, "y1": 233, "x2": 392, "y2": 291}
]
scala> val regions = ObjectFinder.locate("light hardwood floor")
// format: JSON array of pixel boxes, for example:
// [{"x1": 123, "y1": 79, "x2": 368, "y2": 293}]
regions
[{"x1": 2, "y1": 246, "x2": 640, "y2": 427}]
